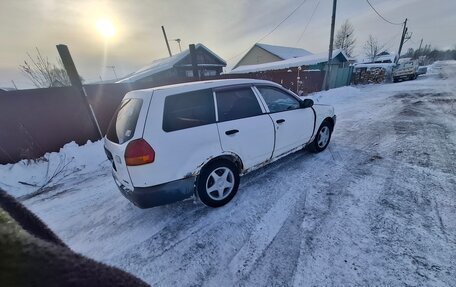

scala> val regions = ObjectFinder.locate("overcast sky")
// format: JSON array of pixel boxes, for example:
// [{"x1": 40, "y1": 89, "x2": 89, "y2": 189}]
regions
[{"x1": 1, "y1": 0, "x2": 454, "y2": 89}]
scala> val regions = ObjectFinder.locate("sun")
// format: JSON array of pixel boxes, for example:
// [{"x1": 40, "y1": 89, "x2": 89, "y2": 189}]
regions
[{"x1": 96, "y1": 18, "x2": 116, "y2": 38}]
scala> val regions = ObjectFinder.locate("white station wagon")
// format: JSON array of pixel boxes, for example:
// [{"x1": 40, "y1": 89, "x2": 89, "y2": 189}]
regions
[{"x1": 104, "y1": 79, "x2": 336, "y2": 208}]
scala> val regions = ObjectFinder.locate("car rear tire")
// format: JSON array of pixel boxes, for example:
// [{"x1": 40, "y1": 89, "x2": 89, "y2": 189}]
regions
[
  {"x1": 308, "y1": 121, "x2": 333, "y2": 153},
  {"x1": 196, "y1": 160, "x2": 240, "y2": 207}
]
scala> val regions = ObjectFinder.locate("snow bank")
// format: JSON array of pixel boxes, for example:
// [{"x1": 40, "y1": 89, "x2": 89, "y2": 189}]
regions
[
  {"x1": 425, "y1": 60, "x2": 456, "y2": 76},
  {"x1": 0, "y1": 140, "x2": 107, "y2": 198},
  {"x1": 306, "y1": 86, "x2": 363, "y2": 105}
]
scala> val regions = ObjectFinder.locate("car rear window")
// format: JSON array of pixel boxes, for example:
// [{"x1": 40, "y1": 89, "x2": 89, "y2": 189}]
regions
[
  {"x1": 163, "y1": 89, "x2": 215, "y2": 132},
  {"x1": 106, "y1": 98, "x2": 143, "y2": 144}
]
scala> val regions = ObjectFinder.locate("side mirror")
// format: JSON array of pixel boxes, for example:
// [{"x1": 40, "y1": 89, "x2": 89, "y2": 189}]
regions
[{"x1": 300, "y1": 99, "x2": 314, "y2": 109}]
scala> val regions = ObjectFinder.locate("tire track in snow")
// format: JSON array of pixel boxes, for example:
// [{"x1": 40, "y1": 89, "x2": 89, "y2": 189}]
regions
[
  {"x1": 292, "y1": 151, "x2": 379, "y2": 286},
  {"x1": 110, "y1": 152, "x2": 320, "y2": 285},
  {"x1": 228, "y1": 179, "x2": 301, "y2": 280}
]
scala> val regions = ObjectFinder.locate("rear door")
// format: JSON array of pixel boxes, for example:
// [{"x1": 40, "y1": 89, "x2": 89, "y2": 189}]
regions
[
  {"x1": 215, "y1": 86, "x2": 275, "y2": 169},
  {"x1": 255, "y1": 86, "x2": 314, "y2": 158},
  {"x1": 104, "y1": 93, "x2": 150, "y2": 190}
]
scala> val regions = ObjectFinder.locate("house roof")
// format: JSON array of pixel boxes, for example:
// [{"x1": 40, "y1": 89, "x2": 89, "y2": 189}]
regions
[
  {"x1": 117, "y1": 43, "x2": 226, "y2": 83},
  {"x1": 358, "y1": 53, "x2": 397, "y2": 64},
  {"x1": 227, "y1": 49, "x2": 348, "y2": 74},
  {"x1": 255, "y1": 43, "x2": 312, "y2": 59}
]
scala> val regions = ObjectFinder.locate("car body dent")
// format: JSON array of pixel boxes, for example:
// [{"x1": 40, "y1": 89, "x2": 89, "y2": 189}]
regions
[
  {"x1": 310, "y1": 104, "x2": 335, "y2": 141},
  {"x1": 191, "y1": 151, "x2": 244, "y2": 177}
]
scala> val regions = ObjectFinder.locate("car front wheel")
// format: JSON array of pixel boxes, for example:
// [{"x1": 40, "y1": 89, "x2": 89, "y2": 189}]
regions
[
  {"x1": 196, "y1": 160, "x2": 240, "y2": 207},
  {"x1": 308, "y1": 121, "x2": 333, "y2": 153}
]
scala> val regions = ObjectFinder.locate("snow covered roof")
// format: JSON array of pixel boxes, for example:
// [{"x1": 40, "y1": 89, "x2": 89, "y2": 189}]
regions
[
  {"x1": 358, "y1": 53, "x2": 397, "y2": 64},
  {"x1": 256, "y1": 43, "x2": 312, "y2": 59},
  {"x1": 353, "y1": 63, "x2": 395, "y2": 69},
  {"x1": 227, "y1": 49, "x2": 348, "y2": 74},
  {"x1": 0, "y1": 87, "x2": 15, "y2": 92},
  {"x1": 117, "y1": 44, "x2": 226, "y2": 83}
]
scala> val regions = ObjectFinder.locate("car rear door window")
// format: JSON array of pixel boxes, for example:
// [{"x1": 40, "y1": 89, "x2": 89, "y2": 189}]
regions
[
  {"x1": 257, "y1": 86, "x2": 300, "y2": 113},
  {"x1": 163, "y1": 89, "x2": 215, "y2": 132},
  {"x1": 106, "y1": 98, "x2": 143, "y2": 144},
  {"x1": 216, "y1": 87, "x2": 263, "y2": 121}
]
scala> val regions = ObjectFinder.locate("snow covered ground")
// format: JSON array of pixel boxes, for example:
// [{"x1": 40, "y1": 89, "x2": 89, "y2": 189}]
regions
[{"x1": 1, "y1": 61, "x2": 455, "y2": 286}]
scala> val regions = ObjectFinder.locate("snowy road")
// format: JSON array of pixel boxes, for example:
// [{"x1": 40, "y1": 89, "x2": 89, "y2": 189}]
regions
[{"x1": 4, "y1": 61, "x2": 456, "y2": 286}]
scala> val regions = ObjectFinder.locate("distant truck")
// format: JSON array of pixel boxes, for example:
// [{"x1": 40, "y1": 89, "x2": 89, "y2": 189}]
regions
[{"x1": 393, "y1": 59, "x2": 419, "y2": 82}]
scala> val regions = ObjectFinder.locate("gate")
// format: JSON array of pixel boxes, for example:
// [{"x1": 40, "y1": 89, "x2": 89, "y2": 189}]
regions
[{"x1": 328, "y1": 66, "x2": 353, "y2": 89}]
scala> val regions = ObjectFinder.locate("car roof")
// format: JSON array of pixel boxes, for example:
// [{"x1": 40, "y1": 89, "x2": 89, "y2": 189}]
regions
[{"x1": 124, "y1": 78, "x2": 280, "y2": 99}]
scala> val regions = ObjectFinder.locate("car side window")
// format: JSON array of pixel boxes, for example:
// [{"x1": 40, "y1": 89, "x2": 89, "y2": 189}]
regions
[
  {"x1": 216, "y1": 87, "x2": 263, "y2": 121},
  {"x1": 163, "y1": 89, "x2": 215, "y2": 132},
  {"x1": 257, "y1": 86, "x2": 300, "y2": 113}
]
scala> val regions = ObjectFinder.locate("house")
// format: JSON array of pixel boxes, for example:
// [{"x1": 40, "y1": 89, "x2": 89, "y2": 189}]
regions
[
  {"x1": 117, "y1": 43, "x2": 226, "y2": 84},
  {"x1": 225, "y1": 49, "x2": 350, "y2": 94},
  {"x1": 233, "y1": 43, "x2": 312, "y2": 69},
  {"x1": 227, "y1": 49, "x2": 349, "y2": 74}
]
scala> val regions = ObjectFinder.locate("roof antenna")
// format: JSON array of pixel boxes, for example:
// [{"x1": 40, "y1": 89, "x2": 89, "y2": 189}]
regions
[{"x1": 172, "y1": 39, "x2": 182, "y2": 52}]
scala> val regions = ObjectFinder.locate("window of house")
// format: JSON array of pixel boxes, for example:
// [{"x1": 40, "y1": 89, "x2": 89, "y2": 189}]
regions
[
  {"x1": 215, "y1": 87, "x2": 263, "y2": 121},
  {"x1": 203, "y1": 70, "x2": 217, "y2": 76},
  {"x1": 163, "y1": 89, "x2": 215, "y2": 132},
  {"x1": 257, "y1": 86, "x2": 300, "y2": 113},
  {"x1": 185, "y1": 70, "x2": 194, "y2": 77}
]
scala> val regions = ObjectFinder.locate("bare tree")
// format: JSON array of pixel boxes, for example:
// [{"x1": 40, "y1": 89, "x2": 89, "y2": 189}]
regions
[
  {"x1": 363, "y1": 35, "x2": 385, "y2": 62},
  {"x1": 19, "y1": 48, "x2": 71, "y2": 88},
  {"x1": 334, "y1": 20, "x2": 356, "y2": 56}
]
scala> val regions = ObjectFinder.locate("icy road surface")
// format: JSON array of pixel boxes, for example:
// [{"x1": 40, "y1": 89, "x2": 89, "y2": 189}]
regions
[{"x1": 2, "y1": 61, "x2": 456, "y2": 286}]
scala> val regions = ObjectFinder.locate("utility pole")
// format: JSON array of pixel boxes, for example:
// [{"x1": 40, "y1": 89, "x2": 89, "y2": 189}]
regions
[
  {"x1": 418, "y1": 38, "x2": 423, "y2": 56},
  {"x1": 396, "y1": 18, "x2": 408, "y2": 63},
  {"x1": 323, "y1": 0, "x2": 337, "y2": 91},
  {"x1": 161, "y1": 26, "x2": 172, "y2": 57},
  {"x1": 56, "y1": 44, "x2": 102, "y2": 138}
]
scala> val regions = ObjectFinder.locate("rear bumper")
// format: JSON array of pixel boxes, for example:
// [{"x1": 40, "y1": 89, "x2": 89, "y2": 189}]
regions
[
  {"x1": 332, "y1": 115, "x2": 337, "y2": 127},
  {"x1": 115, "y1": 175, "x2": 196, "y2": 209}
]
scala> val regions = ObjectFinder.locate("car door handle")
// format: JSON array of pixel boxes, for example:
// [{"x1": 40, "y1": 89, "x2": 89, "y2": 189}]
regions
[
  {"x1": 225, "y1": 129, "x2": 239, "y2": 135},
  {"x1": 276, "y1": 119, "x2": 286, "y2": 124}
]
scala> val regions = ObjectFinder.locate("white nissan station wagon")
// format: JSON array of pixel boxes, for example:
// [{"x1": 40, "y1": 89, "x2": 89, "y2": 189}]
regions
[{"x1": 104, "y1": 79, "x2": 336, "y2": 208}]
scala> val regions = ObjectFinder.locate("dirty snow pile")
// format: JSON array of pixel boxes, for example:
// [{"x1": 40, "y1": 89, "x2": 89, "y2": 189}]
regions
[{"x1": 0, "y1": 141, "x2": 107, "y2": 198}]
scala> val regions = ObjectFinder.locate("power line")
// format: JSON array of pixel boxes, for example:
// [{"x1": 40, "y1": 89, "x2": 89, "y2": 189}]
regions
[
  {"x1": 366, "y1": 0, "x2": 403, "y2": 26},
  {"x1": 227, "y1": 0, "x2": 308, "y2": 62},
  {"x1": 296, "y1": 0, "x2": 321, "y2": 45},
  {"x1": 256, "y1": 0, "x2": 308, "y2": 44},
  {"x1": 384, "y1": 31, "x2": 402, "y2": 46},
  {"x1": 383, "y1": 31, "x2": 402, "y2": 51}
]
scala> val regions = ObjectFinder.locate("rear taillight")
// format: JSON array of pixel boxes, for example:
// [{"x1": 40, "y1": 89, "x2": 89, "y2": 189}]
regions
[{"x1": 125, "y1": 139, "x2": 155, "y2": 166}]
